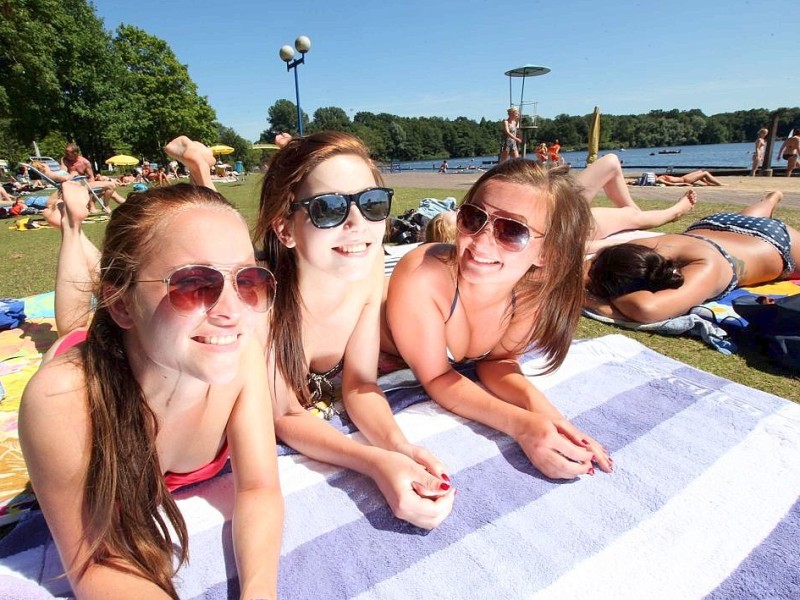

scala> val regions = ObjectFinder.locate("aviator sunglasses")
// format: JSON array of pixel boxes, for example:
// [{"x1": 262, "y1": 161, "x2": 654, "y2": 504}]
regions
[
  {"x1": 290, "y1": 187, "x2": 394, "y2": 229},
  {"x1": 138, "y1": 264, "x2": 276, "y2": 316},
  {"x1": 456, "y1": 203, "x2": 544, "y2": 252}
]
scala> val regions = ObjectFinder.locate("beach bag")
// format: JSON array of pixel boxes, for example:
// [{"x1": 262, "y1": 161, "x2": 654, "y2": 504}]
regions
[
  {"x1": 0, "y1": 298, "x2": 26, "y2": 330},
  {"x1": 637, "y1": 172, "x2": 656, "y2": 186},
  {"x1": 732, "y1": 295, "x2": 800, "y2": 371}
]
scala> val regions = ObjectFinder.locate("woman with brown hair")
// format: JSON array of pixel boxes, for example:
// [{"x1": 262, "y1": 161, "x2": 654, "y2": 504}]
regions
[
  {"x1": 20, "y1": 181, "x2": 283, "y2": 598},
  {"x1": 256, "y1": 131, "x2": 454, "y2": 530},
  {"x1": 382, "y1": 159, "x2": 612, "y2": 479}
]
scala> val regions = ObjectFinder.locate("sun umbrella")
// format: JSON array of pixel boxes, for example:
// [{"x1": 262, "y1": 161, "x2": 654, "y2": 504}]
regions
[
  {"x1": 587, "y1": 106, "x2": 601, "y2": 165},
  {"x1": 105, "y1": 154, "x2": 139, "y2": 166},
  {"x1": 209, "y1": 144, "x2": 235, "y2": 157}
]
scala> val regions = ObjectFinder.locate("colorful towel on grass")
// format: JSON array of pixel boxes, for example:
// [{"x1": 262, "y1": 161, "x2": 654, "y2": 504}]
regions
[
  {"x1": 1, "y1": 334, "x2": 798, "y2": 599},
  {"x1": 0, "y1": 292, "x2": 57, "y2": 526}
]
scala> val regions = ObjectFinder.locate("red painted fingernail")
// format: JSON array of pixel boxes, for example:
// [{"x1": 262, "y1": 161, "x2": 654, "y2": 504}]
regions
[
  {"x1": 588, "y1": 467, "x2": 595, "y2": 476},
  {"x1": 581, "y1": 439, "x2": 590, "y2": 446},
  {"x1": 440, "y1": 482, "x2": 451, "y2": 491},
  {"x1": 441, "y1": 473, "x2": 451, "y2": 483}
]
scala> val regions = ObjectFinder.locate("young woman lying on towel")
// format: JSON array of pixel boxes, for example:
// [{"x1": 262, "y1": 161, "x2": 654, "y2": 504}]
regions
[
  {"x1": 585, "y1": 191, "x2": 800, "y2": 324},
  {"x1": 382, "y1": 159, "x2": 613, "y2": 480},
  {"x1": 21, "y1": 181, "x2": 283, "y2": 598}
]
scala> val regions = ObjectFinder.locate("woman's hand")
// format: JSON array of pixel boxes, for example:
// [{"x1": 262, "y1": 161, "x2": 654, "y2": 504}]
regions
[
  {"x1": 515, "y1": 413, "x2": 612, "y2": 479},
  {"x1": 394, "y1": 441, "x2": 451, "y2": 485},
  {"x1": 369, "y1": 449, "x2": 454, "y2": 529}
]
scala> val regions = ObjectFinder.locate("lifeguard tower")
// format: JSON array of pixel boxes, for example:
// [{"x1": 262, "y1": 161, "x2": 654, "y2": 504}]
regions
[{"x1": 504, "y1": 65, "x2": 550, "y2": 157}]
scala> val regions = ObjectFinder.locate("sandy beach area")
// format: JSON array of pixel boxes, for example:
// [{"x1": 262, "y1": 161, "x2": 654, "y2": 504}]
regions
[{"x1": 384, "y1": 172, "x2": 800, "y2": 210}]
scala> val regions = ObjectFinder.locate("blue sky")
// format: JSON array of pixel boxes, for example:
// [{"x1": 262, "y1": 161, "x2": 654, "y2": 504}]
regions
[{"x1": 94, "y1": 0, "x2": 796, "y2": 142}]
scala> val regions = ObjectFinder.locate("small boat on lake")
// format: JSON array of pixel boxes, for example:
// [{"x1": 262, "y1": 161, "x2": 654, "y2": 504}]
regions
[{"x1": 657, "y1": 149, "x2": 682, "y2": 154}]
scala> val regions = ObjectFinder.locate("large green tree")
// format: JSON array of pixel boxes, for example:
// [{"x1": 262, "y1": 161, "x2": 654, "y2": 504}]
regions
[
  {"x1": 111, "y1": 24, "x2": 216, "y2": 162},
  {"x1": 0, "y1": 0, "x2": 122, "y2": 165},
  {"x1": 260, "y1": 99, "x2": 307, "y2": 140}
]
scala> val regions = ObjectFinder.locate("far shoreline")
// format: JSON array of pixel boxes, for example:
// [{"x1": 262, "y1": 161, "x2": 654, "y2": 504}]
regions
[{"x1": 382, "y1": 171, "x2": 800, "y2": 210}]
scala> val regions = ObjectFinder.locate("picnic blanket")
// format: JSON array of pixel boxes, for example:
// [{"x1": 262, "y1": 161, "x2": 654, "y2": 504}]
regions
[{"x1": 1, "y1": 334, "x2": 799, "y2": 599}]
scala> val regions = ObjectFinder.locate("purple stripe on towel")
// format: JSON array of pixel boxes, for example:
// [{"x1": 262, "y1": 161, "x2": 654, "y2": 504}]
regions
[{"x1": 705, "y1": 498, "x2": 800, "y2": 600}]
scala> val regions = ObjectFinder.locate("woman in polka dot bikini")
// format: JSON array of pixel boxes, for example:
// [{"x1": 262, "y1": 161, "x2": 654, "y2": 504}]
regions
[{"x1": 584, "y1": 190, "x2": 800, "y2": 323}]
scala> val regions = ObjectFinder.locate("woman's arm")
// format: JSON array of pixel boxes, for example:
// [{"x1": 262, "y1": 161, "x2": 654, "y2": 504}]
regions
[
  {"x1": 386, "y1": 248, "x2": 595, "y2": 479},
  {"x1": 270, "y1": 293, "x2": 452, "y2": 531},
  {"x1": 226, "y1": 337, "x2": 284, "y2": 600},
  {"x1": 19, "y1": 358, "x2": 171, "y2": 598}
]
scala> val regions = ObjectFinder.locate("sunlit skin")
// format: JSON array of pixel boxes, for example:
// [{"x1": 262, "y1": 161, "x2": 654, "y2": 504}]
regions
[
  {"x1": 383, "y1": 179, "x2": 612, "y2": 480},
  {"x1": 270, "y1": 152, "x2": 455, "y2": 530}
]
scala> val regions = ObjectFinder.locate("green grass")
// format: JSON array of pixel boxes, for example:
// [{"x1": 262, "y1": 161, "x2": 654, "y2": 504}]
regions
[{"x1": 2, "y1": 176, "x2": 797, "y2": 401}]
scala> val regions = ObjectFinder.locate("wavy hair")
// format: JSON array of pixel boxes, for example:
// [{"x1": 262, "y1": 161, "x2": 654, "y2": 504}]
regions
[
  {"x1": 458, "y1": 159, "x2": 592, "y2": 373},
  {"x1": 253, "y1": 131, "x2": 382, "y2": 407},
  {"x1": 80, "y1": 183, "x2": 241, "y2": 597},
  {"x1": 587, "y1": 243, "x2": 685, "y2": 299}
]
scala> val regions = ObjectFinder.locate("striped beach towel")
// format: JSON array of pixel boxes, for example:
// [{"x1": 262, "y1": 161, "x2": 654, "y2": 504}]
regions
[{"x1": 1, "y1": 334, "x2": 798, "y2": 598}]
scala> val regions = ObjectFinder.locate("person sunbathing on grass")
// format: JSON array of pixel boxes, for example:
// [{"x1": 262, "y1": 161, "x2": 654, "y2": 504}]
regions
[
  {"x1": 31, "y1": 160, "x2": 126, "y2": 212},
  {"x1": 577, "y1": 154, "x2": 697, "y2": 251},
  {"x1": 656, "y1": 170, "x2": 723, "y2": 186},
  {"x1": 585, "y1": 191, "x2": 800, "y2": 324},
  {"x1": 21, "y1": 180, "x2": 283, "y2": 599},
  {"x1": 381, "y1": 159, "x2": 613, "y2": 480}
]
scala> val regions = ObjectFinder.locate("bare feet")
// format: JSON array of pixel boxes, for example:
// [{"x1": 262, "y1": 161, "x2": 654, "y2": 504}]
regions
[
  {"x1": 60, "y1": 181, "x2": 90, "y2": 230},
  {"x1": 164, "y1": 136, "x2": 215, "y2": 169},
  {"x1": 671, "y1": 189, "x2": 698, "y2": 219},
  {"x1": 274, "y1": 132, "x2": 292, "y2": 148},
  {"x1": 763, "y1": 190, "x2": 783, "y2": 208}
]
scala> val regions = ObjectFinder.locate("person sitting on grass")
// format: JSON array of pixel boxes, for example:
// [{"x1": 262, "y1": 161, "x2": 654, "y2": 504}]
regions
[
  {"x1": 655, "y1": 170, "x2": 723, "y2": 186},
  {"x1": 585, "y1": 191, "x2": 799, "y2": 323}
]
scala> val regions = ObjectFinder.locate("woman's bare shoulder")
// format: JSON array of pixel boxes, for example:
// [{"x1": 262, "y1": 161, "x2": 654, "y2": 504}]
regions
[
  {"x1": 394, "y1": 243, "x2": 455, "y2": 277},
  {"x1": 22, "y1": 350, "x2": 87, "y2": 417}
]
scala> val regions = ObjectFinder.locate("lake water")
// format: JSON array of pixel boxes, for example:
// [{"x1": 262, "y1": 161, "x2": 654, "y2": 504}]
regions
[{"x1": 396, "y1": 142, "x2": 766, "y2": 173}]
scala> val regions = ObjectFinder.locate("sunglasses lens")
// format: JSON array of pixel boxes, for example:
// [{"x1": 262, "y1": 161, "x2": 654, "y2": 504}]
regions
[
  {"x1": 358, "y1": 188, "x2": 392, "y2": 221},
  {"x1": 235, "y1": 267, "x2": 276, "y2": 312},
  {"x1": 457, "y1": 204, "x2": 488, "y2": 235},
  {"x1": 494, "y1": 218, "x2": 530, "y2": 252},
  {"x1": 307, "y1": 195, "x2": 348, "y2": 228},
  {"x1": 167, "y1": 266, "x2": 224, "y2": 315}
]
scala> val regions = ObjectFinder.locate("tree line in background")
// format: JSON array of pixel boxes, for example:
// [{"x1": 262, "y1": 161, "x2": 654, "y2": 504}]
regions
[
  {"x1": 262, "y1": 101, "x2": 800, "y2": 163},
  {"x1": 1, "y1": 1, "x2": 799, "y2": 171}
]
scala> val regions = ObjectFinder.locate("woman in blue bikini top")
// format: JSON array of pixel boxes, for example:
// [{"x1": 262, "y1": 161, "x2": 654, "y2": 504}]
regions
[{"x1": 586, "y1": 191, "x2": 800, "y2": 324}]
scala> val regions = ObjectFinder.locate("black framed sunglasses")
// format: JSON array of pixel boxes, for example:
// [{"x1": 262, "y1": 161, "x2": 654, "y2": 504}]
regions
[
  {"x1": 138, "y1": 264, "x2": 276, "y2": 316},
  {"x1": 290, "y1": 187, "x2": 394, "y2": 229},
  {"x1": 456, "y1": 203, "x2": 544, "y2": 252}
]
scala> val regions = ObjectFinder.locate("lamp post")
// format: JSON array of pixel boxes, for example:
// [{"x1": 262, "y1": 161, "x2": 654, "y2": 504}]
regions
[{"x1": 279, "y1": 35, "x2": 311, "y2": 136}]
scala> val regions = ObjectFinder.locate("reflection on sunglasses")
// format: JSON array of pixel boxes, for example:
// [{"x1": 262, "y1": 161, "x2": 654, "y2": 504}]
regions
[
  {"x1": 291, "y1": 187, "x2": 393, "y2": 229},
  {"x1": 138, "y1": 264, "x2": 276, "y2": 315},
  {"x1": 456, "y1": 203, "x2": 543, "y2": 252}
]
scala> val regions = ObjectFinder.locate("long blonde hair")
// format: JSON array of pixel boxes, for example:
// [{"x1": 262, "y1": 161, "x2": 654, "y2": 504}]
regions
[
  {"x1": 459, "y1": 159, "x2": 591, "y2": 372},
  {"x1": 81, "y1": 184, "x2": 242, "y2": 597},
  {"x1": 254, "y1": 131, "x2": 382, "y2": 407}
]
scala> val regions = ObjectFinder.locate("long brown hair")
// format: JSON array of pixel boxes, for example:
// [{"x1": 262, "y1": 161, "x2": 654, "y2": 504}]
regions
[
  {"x1": 254, "y1": 131, "x2": 382, "y2": 407},
  {"x1": 81, "y1": 184, "x2": 242, "y2": 597},
  {"x1": 459, "y1": 160, "x2": 592, "y2": 372}
]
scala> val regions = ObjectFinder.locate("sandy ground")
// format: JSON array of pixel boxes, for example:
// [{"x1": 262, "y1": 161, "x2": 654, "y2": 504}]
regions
[{"x1": 383, "y1": 172, "x2": 800, "y2": 210}]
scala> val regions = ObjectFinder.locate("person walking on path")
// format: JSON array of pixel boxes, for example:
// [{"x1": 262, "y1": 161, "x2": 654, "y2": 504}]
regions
[
  {"x1": 776, "y1": 130, "x2": 800, "y2": 177},
  {"x1": 751, "y1": 128, "x2": 768, "y2": 176}
]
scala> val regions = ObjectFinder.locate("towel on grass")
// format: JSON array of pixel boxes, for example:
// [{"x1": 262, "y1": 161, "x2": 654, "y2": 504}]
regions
[{"x1": 1, "y1": 334, "x2": 798, "y2": 599}]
